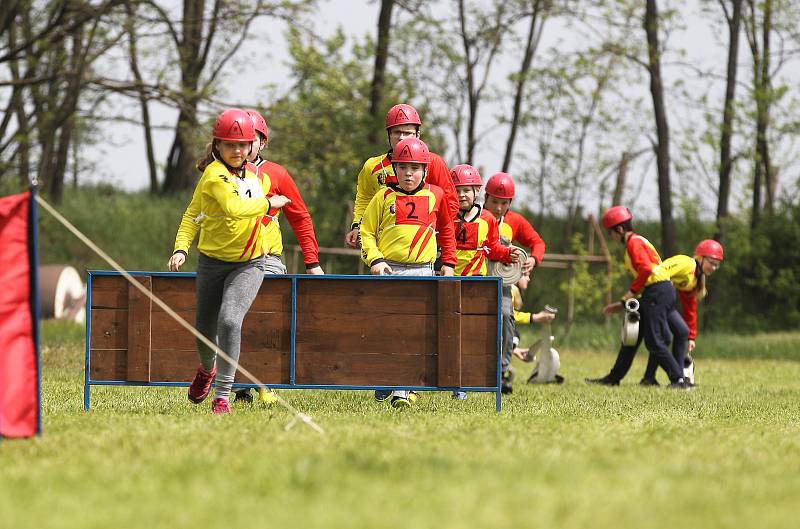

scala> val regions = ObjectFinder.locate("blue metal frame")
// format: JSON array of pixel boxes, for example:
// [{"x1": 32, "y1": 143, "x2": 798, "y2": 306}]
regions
[
  {"x1": 84, "y1": 271, "x2": 503, "y2": 412},
  {"x1": 29, "y1": 188, "x2": 43, "y2": 434}
]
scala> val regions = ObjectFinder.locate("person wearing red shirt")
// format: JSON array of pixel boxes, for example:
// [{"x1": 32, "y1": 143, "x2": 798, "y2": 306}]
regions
[
  {"x1": 482, "y1": 172, "x2": 546, "y2": 393},
  {"x1": 345, "y1": 103, "x2": 458, "y2": 249},
  {"x1": 586, "y1": 206, "x2": 689, "y2": 388}
]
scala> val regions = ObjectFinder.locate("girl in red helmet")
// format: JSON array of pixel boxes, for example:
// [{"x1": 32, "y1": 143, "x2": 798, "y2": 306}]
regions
[
  {"x1": 638, "y1": 239, "x2": 725, "y2": 385},
  {"x1": 359, "y1": 137, "x2": 457, "y2": 408},
  {"x1": 450, "y1": 164, "x2": 520, "y2": 276},
  {"x1": 586, "y1": 206, "x2": 690, "y2": 388},
  {"x1": 482, "y1": 171, "x2": 546, "y2": 393},
  {"x1": 167, "y1": 108, "x2": 291, "y2": 414},
  {"x1": 345, "y1": 103, "x2": 458, "y2": 250},
  {"x1": 227, "y1": 109, "x2": 324, "y2": 404}
]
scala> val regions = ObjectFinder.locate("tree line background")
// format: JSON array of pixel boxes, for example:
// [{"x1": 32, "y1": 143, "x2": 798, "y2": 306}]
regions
[{"x1": 1, "y1": 0, "x2": 798, "y2": 332}]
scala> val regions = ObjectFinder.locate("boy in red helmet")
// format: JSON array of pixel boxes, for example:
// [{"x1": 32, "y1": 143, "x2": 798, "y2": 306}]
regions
[
  {"x1": 482, "y1": 171, "x2": 546, "y2": 393},
  {"x1": 345, "y1": 103, "x2": 458, "y2": 250},
  {"x1": 638, "y1": 239, "x2": 725, "y2": 385},
  {"x1": 231, "y1": 109, "x2": 324, "y2": 403},
  {"x1": 586, "y1": 206, "x2": 690, "y2": 388},
  {"x1": 360, "y1": 137, "x2": 457, "y2": 408},
  {"x1": 168, "y1": 108, "x2": 291, "y2": 414}
]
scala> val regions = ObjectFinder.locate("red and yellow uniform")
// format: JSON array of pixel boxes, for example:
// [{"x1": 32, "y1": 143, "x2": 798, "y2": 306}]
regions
[
  {"x1": 454, "y1": 208, "x2": 513, "y2": 276},
  {"x1": 647, "y1": 254, "x2": 701, "y2": 339},
  {"x1": 511, "y1": 284, "x2": 533, "y2": 324},
  {"x1": 624, "y1": 234, "x2": 662, "y2": 294},
  {"x1": 253, "y1": 159, "x2": 321, "y2": 269},
  {"x1": 352, "y1": 151, "x2": 458, "y2": 227},
  {"x1": 497, "y1": 210, "x2": 546, "y2": 265},
  {"x1": 173, "y1": 160, "x2": 270, "y2": 262},
  {"x1": 360, "y1": 183, "x2": 457, "y2": 268}
]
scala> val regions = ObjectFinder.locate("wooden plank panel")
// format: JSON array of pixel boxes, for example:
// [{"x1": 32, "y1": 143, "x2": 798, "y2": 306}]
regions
[
  {"x1": 251, "y1": 277, "x2": 293, "y2": 312},
  {"x1": 295, "y1": 351, "x2": 436, "y2": 386},
  {"x1": 127, "y1": 277, "x2": 152, "y2": 381},
  {"x1": 90, "y1": 275, "x2": 128, "y2": 309},
  {"x1": 461, "y1": 280, "x2": 499, "y2": 315},
  {"x1": 148, "y1": 349, "x2": 290, "y2": 384},
  {"x1": 437, "y1": 280, "x2": 461, "y2": 387},
  {"x1": 296, "y1": 313, "x2": 436, "y2": 356},
  {"x1": 461, "y1": 353, "x2": 497, "y2": 387},
  {"x1": 461, "y1": 314, "x2": 498, "y2": 357},
  {"x1": 90, "y1": 349, "x2": 127, "y2": 380},
  {"x1": 297, "y1": 279, "x2": 436, "y2": 316},
  {"x1": 91, "y1": 309, "x2": 128, "y2": 349},
  {"x1": 150, "y1": 311, "x2": 290, "y2": 352}
]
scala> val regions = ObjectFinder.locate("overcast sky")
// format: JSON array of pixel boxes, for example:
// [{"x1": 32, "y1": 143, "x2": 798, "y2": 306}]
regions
[{"x1": 87, "y1": 1, "x2": 795, "y2": 221}]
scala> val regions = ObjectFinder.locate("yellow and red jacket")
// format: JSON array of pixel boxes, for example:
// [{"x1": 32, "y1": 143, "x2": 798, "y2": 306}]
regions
[
  {"x1": 360, "y1": 183, "x2": 457, "y2": 268},
  {"x1": 173, "y1": 160, "x2": 270, "y2": 262},
  {"x1": 253, "y1": 158, "x2": 321, "y2": 269},
  {"x1": 351, "y1": 151, "x2": 459, "y2": 226},
  {"x1": 647, "y1": 254, "x2": 701, "y2": 339},
  {"x1": 496, "y1": 210, "x2": 546, "y2": 265},
  {"x1": 624, "y1": 233, "x2": 662, "y2": 294},
  {"x1": 454, "y1": 207, "x2": 513, "y2": 276}
]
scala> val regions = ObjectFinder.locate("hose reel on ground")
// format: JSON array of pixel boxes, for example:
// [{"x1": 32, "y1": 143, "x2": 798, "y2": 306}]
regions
[
  {"x1": 620, "y1": 298, "x2": 640, "y2": 347},
  {"x1": 526, "y1": 305, "x2": 564, "y2": 385}
]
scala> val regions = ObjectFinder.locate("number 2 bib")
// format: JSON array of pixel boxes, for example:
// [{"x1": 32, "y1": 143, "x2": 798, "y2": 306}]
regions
[{"x1": 394, "y1": 195, "x2": 431, "y2": 226}]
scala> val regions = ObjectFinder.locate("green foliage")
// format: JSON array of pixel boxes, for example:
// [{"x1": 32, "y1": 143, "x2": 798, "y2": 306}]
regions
[
  {"x1": 261, "y1": 29, "x2": 411, "y2": 270},
  {"x1": 558, "y1": 233, "x2": 625, "y2": 321},
  {"x1": 38, "y1": 186, "x2": 196, "y2": 273}
]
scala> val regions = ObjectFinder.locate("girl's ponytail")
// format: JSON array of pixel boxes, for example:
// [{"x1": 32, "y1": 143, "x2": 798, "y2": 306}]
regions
[
  {"x1": 695, "y1": 273, "x2": 707, "y2": 300},
  {"x1": 196, "y1": 142, "x2": 215, "y2": 172}
]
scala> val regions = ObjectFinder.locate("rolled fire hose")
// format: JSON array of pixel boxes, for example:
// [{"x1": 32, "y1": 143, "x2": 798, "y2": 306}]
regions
[
  {"x1": 39, "y1": 265, "x2": 86, "y2": 323},
  {"x1": 526, "y1": 305, "x2": 564, "y2": 384},
  {"x1": 620, "y1": 298, "x2": 640, "y2": 347},
  {"x1": 491, "y1": 246, "x2": 529, "y2": 286}
]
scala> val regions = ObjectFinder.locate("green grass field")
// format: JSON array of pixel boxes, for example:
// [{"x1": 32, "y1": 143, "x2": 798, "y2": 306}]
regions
[{"x1": 2, "y1": 323, "x2": 800, "y2": 529}]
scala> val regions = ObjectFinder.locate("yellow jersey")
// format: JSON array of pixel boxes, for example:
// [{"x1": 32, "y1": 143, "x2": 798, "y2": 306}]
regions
[{"x1": 172, "y1": 160, "x2": 271, "y2": 262}]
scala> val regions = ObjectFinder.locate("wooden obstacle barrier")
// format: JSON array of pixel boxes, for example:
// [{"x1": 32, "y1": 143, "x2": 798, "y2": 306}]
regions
[{"x1": 85, "y1": 271, "x2": 503, "y2": 411}]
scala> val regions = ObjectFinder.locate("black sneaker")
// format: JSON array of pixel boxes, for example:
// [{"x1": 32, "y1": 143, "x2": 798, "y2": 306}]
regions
[
  {"x1": 668, "y1": 379, "x2": 695, "y2": 390},
  {"x1": 585, "y1": 376, "x2": 619, "y2": 386},
  {"x1": 639, "y1": 377, "x2": 659, "y2": 387},
  {"x1": 501, "y1": 381, "x2": 513, "y2": 394},
  {"x1": 233, "y1": 388, "x2": 254, "y2": 403}
]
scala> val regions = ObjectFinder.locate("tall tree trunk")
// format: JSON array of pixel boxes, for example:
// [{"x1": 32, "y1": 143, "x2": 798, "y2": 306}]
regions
[
  {"x1": 715, "y1": 0, "x2": 743, "y2": 242},
  {"x1": 612, "y1": 151, "x2": 631, "y2": 206},
  {"x1": 162, "y1": 0, "x2": 206, "y2": 193},
  {"x1": 458, "y1": 0, "x2": 477, "y2": 164},
  {"x1": 758, "y1": 0, "x2": 774, "y2": 214},
  {"x1": 502, "y1": 0, "x2": 545, "y2": 172},
  {"x1": 368, "y1": 0, "x2": 394, "y2": 145},
  {"x1": 644, "y1": 0, "x2": 676, "y2": 256},
  {"x1": 124, "y1": 1, "x2": 158, "y2": 193}
]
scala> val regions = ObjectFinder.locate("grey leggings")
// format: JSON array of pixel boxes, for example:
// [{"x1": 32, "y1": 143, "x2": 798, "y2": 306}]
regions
[{"x1": 195, "y1": 253, "x2": 266, "y2": 400}]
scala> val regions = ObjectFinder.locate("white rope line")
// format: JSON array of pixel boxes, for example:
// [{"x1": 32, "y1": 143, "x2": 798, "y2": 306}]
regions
[{"x1": 35, "y1": 194, "x2": 324, "y2": 434}]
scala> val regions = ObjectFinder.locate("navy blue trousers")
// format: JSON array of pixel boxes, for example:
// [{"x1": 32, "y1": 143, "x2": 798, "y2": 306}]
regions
[{"x1": 606, "y1": 281, "x2": 686, "y2": 383}]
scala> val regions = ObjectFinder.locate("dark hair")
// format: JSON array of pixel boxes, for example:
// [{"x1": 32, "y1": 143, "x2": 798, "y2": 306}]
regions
[
  {"x1": 618, "y1": 220, "x2": 633, "y2": 232},
  {"x1": 196, "y1": 142, "x2": 216, "y2": 172}
]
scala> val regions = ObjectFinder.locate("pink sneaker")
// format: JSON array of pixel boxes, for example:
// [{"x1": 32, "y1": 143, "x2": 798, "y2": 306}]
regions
[
  {"x1": 211, "y1": 398, "x2": 231, "y2": 414},
  {"x1": 188, "y1": 365, "x2": 216, "y2": 404}
]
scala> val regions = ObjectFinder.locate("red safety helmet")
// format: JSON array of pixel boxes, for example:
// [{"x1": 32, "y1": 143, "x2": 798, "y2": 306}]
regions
[
  {"x1": 245, "y1": 109, "x2": 269, "y2": 142},
  {"x1": 212, "y1": 108, "x2": 256, "y2": 142},
  {"x1": 485, "y1": 172, "x2": 515, "y2": 199},
  {"x1": 386, "y1": 103, "x2": 422, "y2": 129},
  {"x1": 695, "y1": 239, "x2": 724, "y2": 261},
  {"x1": 601, "y1": 206, "x2": 633, "y2": 229},
  {"x1": 392, "y1": 137, "x2": 431, "y2": 165},
  {"x1": 450, "y1": 164, "x2": 482, "y2": 187}
]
